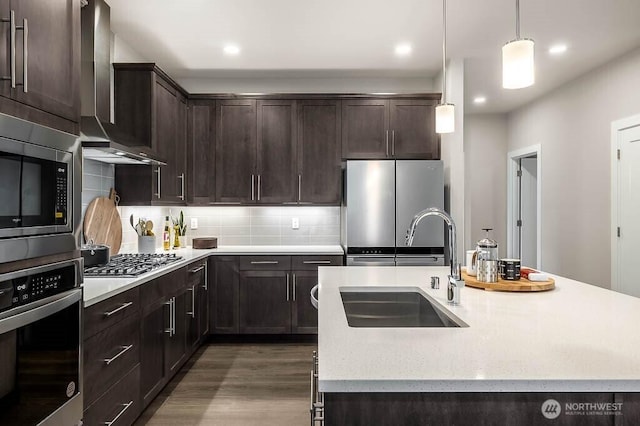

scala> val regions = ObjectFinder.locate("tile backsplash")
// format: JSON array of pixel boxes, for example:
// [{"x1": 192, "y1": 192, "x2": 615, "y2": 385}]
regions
[
  {"x1": 81, "y1": 159, "x2": 115, "y2": 228},
  {"x1": 118, "y1": 205, "x2": 341, "y2": 253}
]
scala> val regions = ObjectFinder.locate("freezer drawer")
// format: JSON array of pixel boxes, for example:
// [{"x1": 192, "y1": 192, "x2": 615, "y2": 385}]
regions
[{"x1": 395, "y1": 256, "x2": 445, "y2": 266}]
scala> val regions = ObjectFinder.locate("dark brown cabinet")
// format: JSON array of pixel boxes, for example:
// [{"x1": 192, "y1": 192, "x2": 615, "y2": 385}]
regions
[
  {"x1": 114, "y1": 64, "x2": 188, "y2": 205},
  {"x1": 187, "y1": 100, "x2": 216, "y2": 204},
  {"x1": 239, "y1": 270, "x2": 291, "y2": 333},
  {"x1": 0, "y1": 0, "x2": 80, "y2": 134},
  {"x1": 139, "y1": 267, "x2": 188, "y2": 407},
  {"x1": 297, "y1": 100, "x2": 342, "y2": 204},
  {"x1": 342, "y1": 98, "x2": 439, "y2": 160},
  {"x1": 186, "y1": 260, "x2": 209, "y2": 353},
  {"x1": 210, "y1": 256, "x2": 240, "y2": 334},
  {"x1": 215, "y1": 99, "x2": 256, "y2": 203},
  {"x1": 83, "y1": 287, "x2": 141, "y2": 421}
]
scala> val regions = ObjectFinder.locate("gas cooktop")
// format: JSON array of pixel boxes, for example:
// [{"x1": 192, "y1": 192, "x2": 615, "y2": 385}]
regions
[{"x1": 84, "y1": 253, "x2": 183, "y2": 278}]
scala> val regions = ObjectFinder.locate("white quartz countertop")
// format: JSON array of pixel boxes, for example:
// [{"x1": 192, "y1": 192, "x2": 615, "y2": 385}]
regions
[
  {"x1": 83, "y1": 245, "x2": 343, "y2": 307},
  {"x1": 317, "y1": 266, "x2": 640, "y2": 393}
]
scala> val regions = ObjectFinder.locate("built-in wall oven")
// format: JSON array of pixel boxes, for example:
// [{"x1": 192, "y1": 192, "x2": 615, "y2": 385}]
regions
[
  {"x1": 0, "y1": 258, "x2": 83, "y2": 426},
  {"x1": 0, "y1": 112, "x2": 81, "y2": 264}
]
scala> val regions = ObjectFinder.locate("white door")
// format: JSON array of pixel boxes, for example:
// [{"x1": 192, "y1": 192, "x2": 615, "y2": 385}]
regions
[
  {"x1": 617, "y1": 125, "x2": 640, "y2": 297},
  {"x1": 520, "y1": 157, "x2": 538, "y2": 268}
]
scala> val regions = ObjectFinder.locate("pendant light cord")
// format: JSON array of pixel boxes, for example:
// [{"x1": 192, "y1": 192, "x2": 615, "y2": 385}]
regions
[
  {"x1": 515, "y1": 0, "x2": 520, "y2": 39},
  {"x1": 441, "y1": 0, "x2": 447, "y2": 104}
]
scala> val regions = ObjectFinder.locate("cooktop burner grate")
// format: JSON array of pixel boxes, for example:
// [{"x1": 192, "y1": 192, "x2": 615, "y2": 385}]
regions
[{"x1": 84, "y1": 253, "x2": 183, "y2": 277}]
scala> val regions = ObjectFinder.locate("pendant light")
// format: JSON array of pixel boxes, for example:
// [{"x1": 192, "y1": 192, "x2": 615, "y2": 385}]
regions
[
  {"x1": 502, "y1": 0, "x2": 534, "y2": 89},
  {"x1": 435, "y1": 0, "x2": 454, "y2": 134}
]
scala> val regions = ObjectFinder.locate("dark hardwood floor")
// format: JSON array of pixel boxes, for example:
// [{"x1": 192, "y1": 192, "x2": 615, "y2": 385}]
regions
[{"x1": 135, "y1": 341, "x2": 316, "y2": 425}]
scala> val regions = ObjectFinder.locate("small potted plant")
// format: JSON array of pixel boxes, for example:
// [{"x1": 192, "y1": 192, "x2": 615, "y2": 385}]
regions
[{"x1": 172, "y1": 210, "x2": 187, "y2": 248}]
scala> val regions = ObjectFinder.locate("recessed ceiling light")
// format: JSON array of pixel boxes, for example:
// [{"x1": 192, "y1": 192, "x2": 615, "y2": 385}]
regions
[
  {"x1": 473, "y1": 96, "x2": 487, "y2": 105},
  {"x1": 549, "y1": 44, "x2": 567, "y2": 55},
  {"x1": 223, "y1": 45, "x2": 240, "y2": 55},
  {"x1": 394, "y1": 44, "x2": 412, "y2": 56}
]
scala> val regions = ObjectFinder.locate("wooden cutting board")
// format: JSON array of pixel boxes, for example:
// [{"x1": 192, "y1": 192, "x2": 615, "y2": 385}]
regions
[
  {"x1": 461, "y1": 269, "x2": 555, "y2": 292},
  {"x1": 83, "y1": 188, "x2": 122, "y2": 254}
]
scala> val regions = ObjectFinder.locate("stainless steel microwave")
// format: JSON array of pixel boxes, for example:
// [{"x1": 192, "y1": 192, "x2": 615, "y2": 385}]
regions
[{"x1": 0, "y1": 113, "x2": 81, "y2": 264}]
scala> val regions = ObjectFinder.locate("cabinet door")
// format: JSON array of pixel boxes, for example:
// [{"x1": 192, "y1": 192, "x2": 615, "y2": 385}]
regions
[
  {"x1": 154, "y1": 79, "x2": 181, "y2": 203},
  {"x1": 390, "y1": 99, "x2": 439, "y2": 159},
  {"x1": 342, "y1": 99, "x2": 389, "y2": 159},
  {"x1": 215, "y1": 100, "x2": 256, "y2": 203},
  {"x1": 165, "y1": 291, "x2": 187, "y2": 376},
  {"x1": 291, "y1": 270, "x2": 319, "y2": 334},
  {"x1": 140, "y1": 298, "x2": 167, "y2": 407},
  {"x1": 199, "y1": 262, "x2": 210, "y2": 339},
  {"x1": 12, "y1": 0, "x2": 80, "y2": 122},
  {"x1": 175, "y1": 94, "x2": 188, "y2": 202},
  {"x1": 256, "y1": 100, "x2": 297, "y2": 203},
  {"x1": 298, "y1": 100, "x2": 342, "y2": 204},
  {"x1": 188, "y1": 100, "x2": 216, "y2": 204},
  {"x1": 239, "y1": 270, "x2": 291, "y2": 334},
  {"x1": 211, "y1": 256, "x2": 239, "y2": 334},
  {"x1": 186, "y1": 261, "x2": 207, "y2": 352}
]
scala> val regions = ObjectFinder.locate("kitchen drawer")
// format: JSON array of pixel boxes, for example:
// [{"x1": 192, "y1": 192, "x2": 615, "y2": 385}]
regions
[
  {"x1": 240, "y1": 256, "x2": 291, "y2": 271},
  {"x1": 84, "y1": 364, "x2": 141, "y2": 426},
  {"x1": 84, "y1": 287, "x2": 140, "y2": 340},
  {"x1": 140, "y1": 266, "x2": 187, "y2": 303},
  {"x1": 187, "y1": 260, "x2": 207, "y2": 286},
  {"x1": 292, "y1": 255, "x2": 344, "y2": 270},
  {"x1": 84, "y1": 314, "x2": 140, "y2": 408}
]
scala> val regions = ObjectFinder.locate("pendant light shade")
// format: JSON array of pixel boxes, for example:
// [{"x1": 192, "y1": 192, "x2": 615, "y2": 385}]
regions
[
  {"x1": 435, "y1": 103, "x2": 455, "y2": 134},
  {"x1": 502, "y1": 0, "x2": 534, "y2": 89},
  {"x1": 436, "y1": 0, "x2": 454, "y2": 134}
]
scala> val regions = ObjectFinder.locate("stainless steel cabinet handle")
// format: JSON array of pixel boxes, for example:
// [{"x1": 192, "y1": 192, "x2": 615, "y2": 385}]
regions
[
  {"x1": 186, "y1": 285, "x2": 195, "y2": 318},
  {"x1": 257, "y1": 174, "x2": 261, "y2": 201},
  {"x1": 203, "y1": 263, "x2": 208, "y2": 290},
  {"x1": 103, "y1": 344, "x2": 133, "y2": 365},
  {"x1": 164, "y1": 298, "x2": 175, "y2": 336},
  {"x1": 251, "y1": 174, "x2": 255, "y2": 201},
  {"x1": 293, "y1": 273, "x2": 296, "y2": 301},
  {"x1": 303, "y1": 260, "x2": 331, "y2": 265},
  {"x1": 391, "y1": 130, "x2": 395, "y2": 156},
  {"x1": 298, "y1": 174, "x2": 302, "y2": 202},
  {"x1": 178, "y1": 173, "x2": 185, "y2": 200},
  {"x1": 250, "y1": 260, "x2": 278, "y2": 265},
  {"x1": 155, "y1": 167, "x2": 161, "y2": 199},
  {"x1": 385, "y1": 130, "x2": 389, "y2": 157},
  {"x1": 189, "y1": 265, "x2": 205, "y2": 274},
  {"x1": 103, "y1": 302, "x2": 133, "y2": 317},
  {"x1": 286, "y1": 273, "x2": 290, "y2": 301},
  {"x1": 104, "y1": 400, "x2": 134, "y2": 426}
]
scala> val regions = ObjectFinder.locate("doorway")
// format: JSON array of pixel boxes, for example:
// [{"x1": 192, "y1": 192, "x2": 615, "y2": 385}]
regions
[
  {"x1": 611, "y1": 114, "x2": 640, "y2": 297},
  {"x1": 507, "y1": 145, "x2": 541, "y2": 269}
]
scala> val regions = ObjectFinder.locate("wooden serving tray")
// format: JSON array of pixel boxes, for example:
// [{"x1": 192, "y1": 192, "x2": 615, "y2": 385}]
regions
[{"x1": 461, "y1": 269, "x2": 555, "y2": 292}]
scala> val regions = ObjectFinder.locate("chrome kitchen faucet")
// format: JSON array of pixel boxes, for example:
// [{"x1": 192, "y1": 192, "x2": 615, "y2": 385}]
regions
[{"x1": 406, "y1": 207, "x2": 464, "y2": 305}]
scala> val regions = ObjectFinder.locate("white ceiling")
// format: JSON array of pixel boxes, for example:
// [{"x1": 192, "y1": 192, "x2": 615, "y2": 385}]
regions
[{"x1": 107, "y1": 0, "x2": 640, "y2": 113}]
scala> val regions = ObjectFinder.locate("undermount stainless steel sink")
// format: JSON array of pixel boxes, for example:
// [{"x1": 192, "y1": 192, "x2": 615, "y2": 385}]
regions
[{"x1": 340, "y1": 288, "x2": 468, "y2": 328}]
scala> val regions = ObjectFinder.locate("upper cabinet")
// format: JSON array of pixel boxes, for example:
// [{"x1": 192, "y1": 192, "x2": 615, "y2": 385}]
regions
[
  {"x1": 0, "y1": 0, "x2": 80, "y2": 134},
  {"x1": 297, "y1": 100, "x2": 342, "y2": 204},
  {"x1": 113, "y1": 64, "x2": 188, "y2": 205},
  {"x1": 187, "y1": 100, "x2": 216, "y2": 204},
  {"x1": 342, "y1": 98, "x2": 439, "y2": 160}
]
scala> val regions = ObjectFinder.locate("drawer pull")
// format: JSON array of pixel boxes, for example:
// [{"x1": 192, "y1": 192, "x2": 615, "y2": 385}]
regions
[
  {"x1": 303, "y1": 260, "x2": 332, "y2": 265},
  {"x1": 250, "y1": 261, "x2": 278, "y2": 265},
  {"x1": 104, "y1": 302, "x2": 133, "y2": 317},
  {"x1": 189, "y1": 265, "x2": 205, "y2": 274},
  {"x1": 103, "y1": 345, "x2": 133, "y2": 365},
  {"x1": 103, "y1": 400, "x2": 134, "y2": 426}
]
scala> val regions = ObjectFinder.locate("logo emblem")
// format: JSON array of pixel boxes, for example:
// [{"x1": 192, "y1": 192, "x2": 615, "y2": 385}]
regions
[
  {"x1": 541, "y1": 399, "x2": 561, "y2": 419},
  {"x1": 66, "y1": 381, "x2": 76, "y2": 398}
]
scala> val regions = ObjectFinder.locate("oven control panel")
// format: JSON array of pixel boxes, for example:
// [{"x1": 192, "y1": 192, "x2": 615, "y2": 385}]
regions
[
  {"x1": 55, "y1": 164, "x2": 68, "y2": 225},
  {"x1": 0, "y1": 263, "x2": 76, "y2": 314}
]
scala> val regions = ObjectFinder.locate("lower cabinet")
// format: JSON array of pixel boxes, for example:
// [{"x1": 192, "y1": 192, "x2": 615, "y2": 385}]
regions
[
  {"x1": 212, "y1": 254, "x2": 343, "y2": 334},
  {"x1": 187, "y1": 260, "x2": 209, "y2": 353},
  {"x1": 83, "y1": 365, "x2": 141, "y2": 426}
]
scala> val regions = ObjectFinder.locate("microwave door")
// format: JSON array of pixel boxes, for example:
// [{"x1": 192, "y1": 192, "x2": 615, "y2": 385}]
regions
[{"x1": 0, "y1": 155, "x2": 21, "y2": 228}]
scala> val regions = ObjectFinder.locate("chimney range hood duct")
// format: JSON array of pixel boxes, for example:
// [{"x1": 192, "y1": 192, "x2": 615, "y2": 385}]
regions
[{"x1": 80, "y1": 0, "x2": 165, "y2": 166}]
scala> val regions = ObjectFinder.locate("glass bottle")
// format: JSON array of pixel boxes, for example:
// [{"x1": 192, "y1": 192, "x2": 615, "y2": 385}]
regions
[{"x1": 163, "y1": 216, "x2": 171, "y2": 251}]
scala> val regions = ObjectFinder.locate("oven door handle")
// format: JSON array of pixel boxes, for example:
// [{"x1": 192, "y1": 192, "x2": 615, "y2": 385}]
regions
[{"x1": 0, "y1": 288, "x2": 81, "y2": 335}]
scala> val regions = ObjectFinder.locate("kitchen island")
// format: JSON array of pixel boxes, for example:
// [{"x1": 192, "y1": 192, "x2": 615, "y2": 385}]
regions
[{"x1": 317, "y1": 266, "x2": 640, "y2": 424}]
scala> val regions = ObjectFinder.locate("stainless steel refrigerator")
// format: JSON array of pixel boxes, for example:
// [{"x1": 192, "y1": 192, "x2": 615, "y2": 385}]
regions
[{"x1": 341, "y1": 160, "x2": 445, "y2": 266}]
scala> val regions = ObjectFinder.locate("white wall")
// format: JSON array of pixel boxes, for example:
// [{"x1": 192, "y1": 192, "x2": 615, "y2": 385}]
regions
[
  {"x1": 508, "y1": 46, "x2": 640, "y2": 288},
  {"x1": 464, "y1": 114, "x2": 508, "y2": 253}
]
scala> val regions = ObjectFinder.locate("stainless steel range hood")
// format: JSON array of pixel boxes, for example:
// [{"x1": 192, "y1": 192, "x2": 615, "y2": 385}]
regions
[{"x1": 80, "y1": 0, "x2": 165, "y2": 166}]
